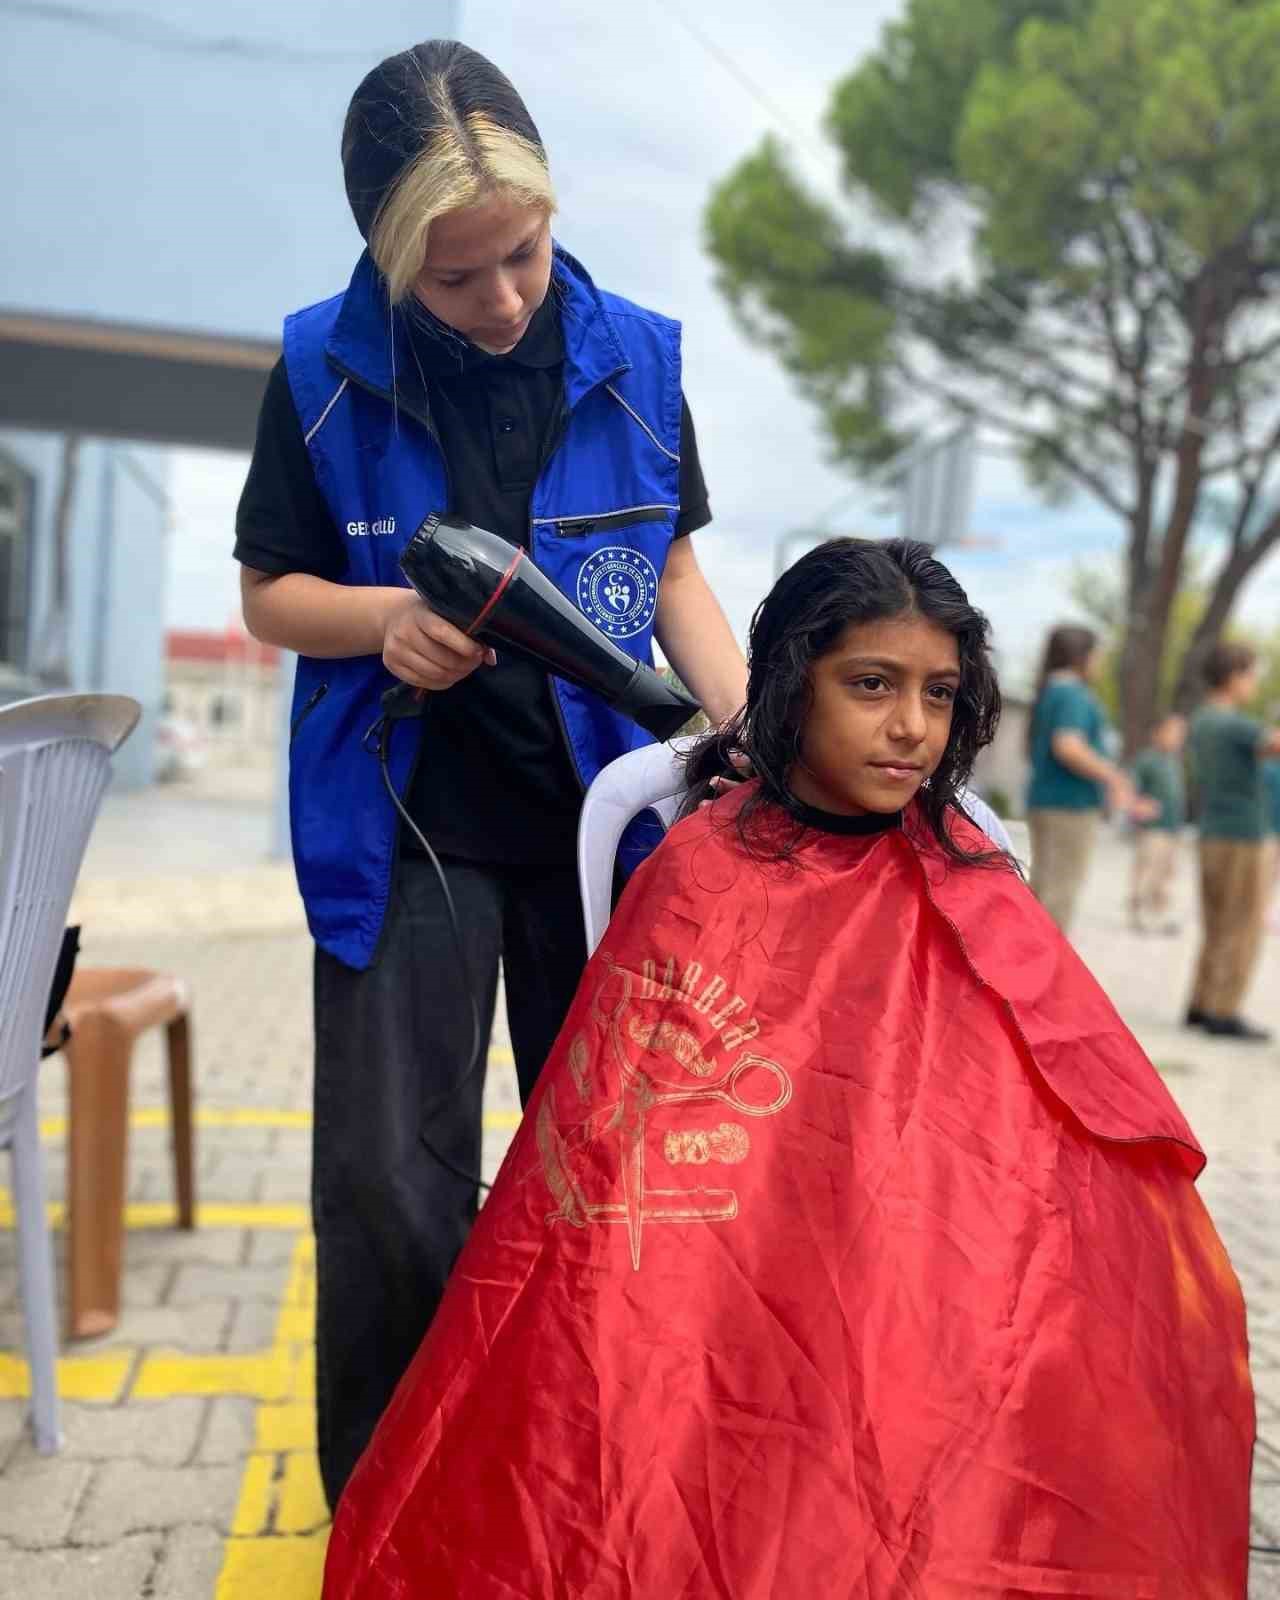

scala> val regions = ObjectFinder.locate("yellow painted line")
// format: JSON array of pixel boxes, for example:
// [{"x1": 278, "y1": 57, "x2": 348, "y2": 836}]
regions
[
  {"x1": 0, "y1": 1347, "x2": 134, "y2": 1402},
  {"x1": 0, "y1": 1197, "x2": 310, "y2": 1232},
  {"x1": 2, "y1": 1081, "x2": 525, "y2": 1592},
  {"x1": 229, "y1": 1455, "x2": 275, "y2": 1537},
  {"x1": 38, "y1": 1107, "x2": 314, "y2": 1140},
  {"x1": 215, "y1": 1533, "x2": 328, "y2": 1598},
  {"x1": 10, "y1": 1095, "x2": 523, "y2": 1230},
  {"x1": 255, "y1": 1402, "x2": 316, "y2": 1453},
  {"x1": 133, "y1": 1348, "x2": 304, "y2": 1402},
  {"x1": 38, "y1": 1096, "x2": 522, "y2": 1141},
  {"x1": 217, "y1": 1232, "x2": 330, "y2": 1597},
  {"x1": 0, "y1": 1347, "x2": 311, "y2": 1410},
  {"x1": 277, "y1": 1451, "x2": 329, "y2": 1535}
]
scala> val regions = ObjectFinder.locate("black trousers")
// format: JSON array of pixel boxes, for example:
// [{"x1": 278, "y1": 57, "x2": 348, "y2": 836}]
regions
[{"x1": 311, "y1": 855, "x2": 586, "y2": 1512}]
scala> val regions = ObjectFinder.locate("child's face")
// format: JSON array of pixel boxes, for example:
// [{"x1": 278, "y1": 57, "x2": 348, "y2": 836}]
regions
[
  {"x1": 789, "y1": 613, "x2": 961, "y2": 816},
  {"x1": 1226, "y1": 665, "x2": 1260, "y2": 706}
]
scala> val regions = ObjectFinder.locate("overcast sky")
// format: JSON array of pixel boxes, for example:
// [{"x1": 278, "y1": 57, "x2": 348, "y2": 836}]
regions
[{"x1": 156, "y1": 0, "x2": 1280, "y2": 689}]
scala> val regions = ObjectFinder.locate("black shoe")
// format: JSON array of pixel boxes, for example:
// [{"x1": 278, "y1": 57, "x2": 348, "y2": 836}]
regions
[
  {"x1": 1202, "y1": 1015, "x2": 1272, "y2": 1042},
  {"x1": 1184, "y1": 1007, "x2": 1211, "y2": 1029}
]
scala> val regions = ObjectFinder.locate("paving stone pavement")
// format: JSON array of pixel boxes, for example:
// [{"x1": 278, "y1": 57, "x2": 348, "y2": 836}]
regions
[{"x1": 0, "y1": 820, "x2": 1276, "y2": 1596}]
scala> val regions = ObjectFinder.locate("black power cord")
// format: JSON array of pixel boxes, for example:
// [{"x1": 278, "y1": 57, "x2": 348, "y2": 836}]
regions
[{"x1": 372, "y1": 702, "x2": 492, "y2": 1194}]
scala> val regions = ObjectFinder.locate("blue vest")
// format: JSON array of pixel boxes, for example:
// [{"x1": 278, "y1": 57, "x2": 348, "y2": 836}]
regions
[{"x1": 282, "y1": 248, "x2": 681, "y2": 969}]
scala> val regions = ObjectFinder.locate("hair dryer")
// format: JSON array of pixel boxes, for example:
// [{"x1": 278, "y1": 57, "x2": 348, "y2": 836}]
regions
[{"x1": 390, "y1": 513, "x2": 700, "y2": 741}]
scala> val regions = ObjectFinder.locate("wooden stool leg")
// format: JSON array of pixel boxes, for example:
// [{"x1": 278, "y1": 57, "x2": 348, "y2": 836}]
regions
[
  {"x1": 166, "y1": 1012, "x2": 196, "y2": 1230},
  {"x1": 66, "y1": 1016, "x2": 132, "y2": 1340}
]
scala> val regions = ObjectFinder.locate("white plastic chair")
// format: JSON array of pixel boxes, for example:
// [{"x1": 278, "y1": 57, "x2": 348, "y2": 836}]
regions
[
  {"x1": 0, "y1": 693, "x2": 140, "y2": 1452},
  {"x1": 578, "y1": 739, "x2": 1019, "y2": 956}
]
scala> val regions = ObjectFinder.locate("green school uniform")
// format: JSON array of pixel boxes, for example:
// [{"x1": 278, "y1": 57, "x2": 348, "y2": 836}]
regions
[
  {"x1": 1028, "y1": 677, "x2": 1108, "y2": 812},
  {"x1": 1189, "y1": 707, "x2": 1266, "y2": 841},
  {"x1": 1132, "y1": 748, "x2": 1185, "y2": 832}
]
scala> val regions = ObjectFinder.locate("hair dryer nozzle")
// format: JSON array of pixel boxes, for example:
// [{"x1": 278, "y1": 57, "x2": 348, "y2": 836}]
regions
[
  {"x1": 398, "y1": 514, "x2": 700, "y2": 740},
  {"x1": 613, "y1": 661, "x2": 701, "y2": 741}
]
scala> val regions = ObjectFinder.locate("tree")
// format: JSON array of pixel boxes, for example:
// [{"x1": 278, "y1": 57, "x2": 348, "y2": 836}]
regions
[
  {"x1": 706, "y1": 0, "x2": 1280, "y2": 753},
  {"x1": 1069, "y1": 561, "x2": 1208, "y2": 723},
  {"x1": 1069, "y1": 557, "x2": 1280, "y2": 725}
]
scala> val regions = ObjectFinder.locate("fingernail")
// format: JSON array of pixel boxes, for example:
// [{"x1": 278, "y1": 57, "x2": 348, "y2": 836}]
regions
[{"x1": 486, "y1": 648, "x2": 498, "y2": 667}]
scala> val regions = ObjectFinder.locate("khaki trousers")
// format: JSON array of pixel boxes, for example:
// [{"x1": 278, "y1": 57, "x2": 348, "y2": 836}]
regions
[
  {"x1": 1129, "y1": 830, "x2": 1180, "y2": 929},
  {"x1": 1190, "y1": 838, "x2": 1269, "y2": 1018},
  {"x1": 1028, "y1": 809, "x2": 1099, "y2": 934}
]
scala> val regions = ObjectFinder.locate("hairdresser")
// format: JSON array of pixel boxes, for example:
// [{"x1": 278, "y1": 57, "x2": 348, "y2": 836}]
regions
[{"x1": 233, "y1": 40, "x2": 745, "y2": 1512}]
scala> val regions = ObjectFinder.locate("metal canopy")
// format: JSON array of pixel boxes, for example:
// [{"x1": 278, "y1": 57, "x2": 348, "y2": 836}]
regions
[{"x1": 0, "y1": 312, "x2": 277, "y2": 453}]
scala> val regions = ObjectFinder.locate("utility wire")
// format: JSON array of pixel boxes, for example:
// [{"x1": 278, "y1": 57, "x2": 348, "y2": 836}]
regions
[
  {"x1": 649, "y1": 0, "x2": 1144, "y2": 480},
  {"x1": 0, "y1": 0, "x2": 376, "y2": 62},
  {"x1": 650, "y1": 3, "x2": 998, "y2": 541},
  {"x1": 650, "y1": 0, "x2": 830, "y2": 167}
]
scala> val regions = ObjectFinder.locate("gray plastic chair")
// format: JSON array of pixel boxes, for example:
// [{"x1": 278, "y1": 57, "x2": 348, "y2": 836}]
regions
[
  {"x1": 577, "y1": 739, "x2": 1019, "y2": 956},
  {"x1": 0, "y1": 693, "x2": 140, "y2": 1453}
]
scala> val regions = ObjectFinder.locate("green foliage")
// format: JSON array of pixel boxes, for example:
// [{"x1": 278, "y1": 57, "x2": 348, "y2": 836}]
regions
[
  {"x1": 982, "y1": 784, "x2": 1013, "y2": 817},
  {"x1": 957, "y1": 0, "x2": 1280, "y2": 271},
  {"x1": 705, "y1": 0, "x2": 1280, "y2": 745},
  {"x1": 657, "y1": 666, "x2": 710, "y2": 738},
  {"x1": 705, "y1": 138, "x2": 902, "y2": 471},
  {"x1": 1069, "y1": 561, "x2": 1280, "y2": 724},
  {"x1": 1250, "y1": 627, "x2": 1280, "y2": 719},
  {"x1": 823, "y1": 0, "x2": 1089, "y2": 220},
  {"x1": 1067, "y1": 565, "x2": 1126, "y2": 636}
]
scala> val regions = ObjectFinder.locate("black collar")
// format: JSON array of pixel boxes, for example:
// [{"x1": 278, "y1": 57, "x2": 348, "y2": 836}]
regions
[
  {"x1": 790, "y1": 801, "x2": 903, "y2": 837},
  {"x1": 402, "y1": 291, "x2": 564, "y2": 379}
]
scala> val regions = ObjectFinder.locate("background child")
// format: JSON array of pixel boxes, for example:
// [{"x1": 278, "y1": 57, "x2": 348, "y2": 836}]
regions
[
  {"x1": 1186, "y1": 642, "x2": 1280, "y2": 1041},
  {"x1": 1025, "y1": 625, "x2": 1152, "y2": 934},
  {"x1": 1129, "y1": 711, "x2": 1187, "y2": 935}
]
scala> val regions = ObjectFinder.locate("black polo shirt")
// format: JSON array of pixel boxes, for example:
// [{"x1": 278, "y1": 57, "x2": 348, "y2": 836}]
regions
[{"x1": 234, "y1": 294, "x2": 710, "y2": 866}]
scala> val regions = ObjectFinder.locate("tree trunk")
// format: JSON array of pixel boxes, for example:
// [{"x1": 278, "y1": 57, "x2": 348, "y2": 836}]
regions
[
  {"x1": 1118, "y1": 592, "x2": 1167, "y2": 758},
  {"x1": 1172, "y1": 518, "x2": 1280, "y2": 710},
  {"x1": 1116, "y1": 506, "x2": 1168, "y2": 757},
  {"x1": 1116, "y1": 279, "x2": 1220, "y2": 750}
]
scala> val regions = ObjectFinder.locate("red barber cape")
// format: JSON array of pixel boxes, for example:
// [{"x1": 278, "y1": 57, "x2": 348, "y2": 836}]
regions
[{"x1": 324, "y1": 791, "x2": 1254, "y2": 1599}]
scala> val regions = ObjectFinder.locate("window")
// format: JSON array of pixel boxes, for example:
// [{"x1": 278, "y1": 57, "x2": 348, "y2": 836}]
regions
[
  {"x1": 0, "y1": 450, "x2": 33, "y2": 672},
  {"x1": 210, "y1": 692, "x2": 242, "y2": 728}
]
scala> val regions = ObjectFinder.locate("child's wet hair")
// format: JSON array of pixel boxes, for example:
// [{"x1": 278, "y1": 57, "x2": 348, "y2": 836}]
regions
[{"x1": 684, "y1": 537, "x2": 1004, "y2": 866}]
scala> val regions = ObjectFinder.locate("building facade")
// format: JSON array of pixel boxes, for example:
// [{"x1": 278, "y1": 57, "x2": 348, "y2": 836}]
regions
[
  {"x1": 0, "y1": 431, "x2": 168, "y2": 788},
  {"x1": 165, "y1": 628, "x2": 281, "y2": 763},
  {"x1": 0, "y1": 2, "x2": 457, "y2": 802}
]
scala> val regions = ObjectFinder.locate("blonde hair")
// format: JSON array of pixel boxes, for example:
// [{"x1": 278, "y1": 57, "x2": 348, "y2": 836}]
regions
[
  {"x1": 371, "y1": 118, "x2": 555, "y2": 304},
  {"x1": 342, "y1": 41, "x2": 556, "y2": 305}
]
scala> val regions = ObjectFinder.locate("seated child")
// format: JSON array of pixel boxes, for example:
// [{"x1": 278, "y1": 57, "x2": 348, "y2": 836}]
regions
[{"x1": 324, "y1": 538, "x2": 1254, "y2": 1599}]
